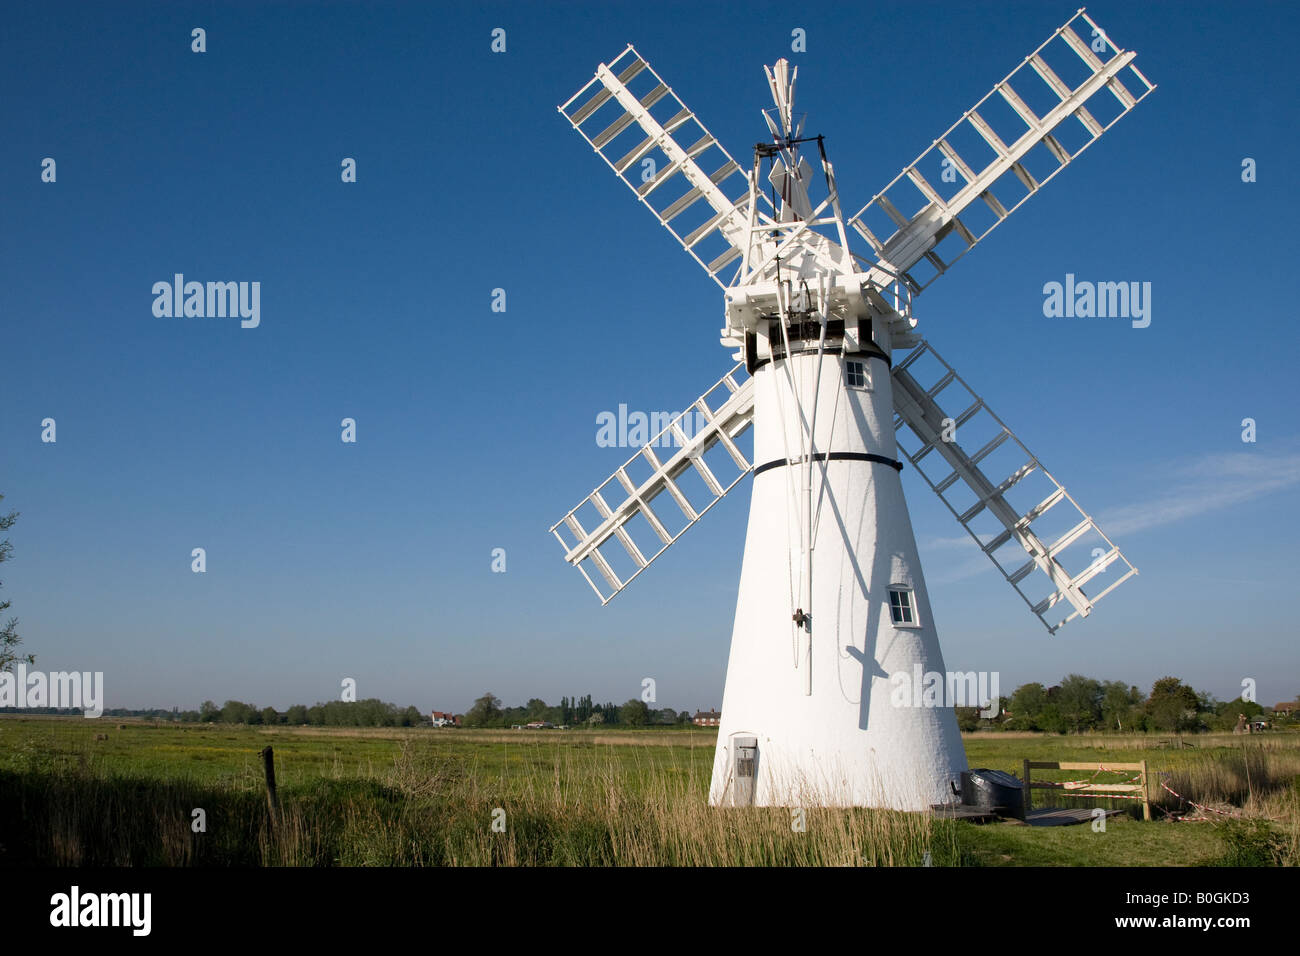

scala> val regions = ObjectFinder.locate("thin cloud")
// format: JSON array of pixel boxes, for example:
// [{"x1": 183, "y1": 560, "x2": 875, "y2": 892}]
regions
[
  {"x1": 919, "y1": 450, "x2": 1300, "y2": 584},
  {"x1": 1099, "y1": 451, "x2": 1300, "y2": 536}
]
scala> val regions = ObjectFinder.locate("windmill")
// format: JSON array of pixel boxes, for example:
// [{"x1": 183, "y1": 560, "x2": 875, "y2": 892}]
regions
[{"x1": 550, "y1": 9, "x2": 1154, "y2": 809}]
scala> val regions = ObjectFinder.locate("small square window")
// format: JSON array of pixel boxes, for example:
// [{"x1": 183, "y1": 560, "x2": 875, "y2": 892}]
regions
[
  {"x1": 846, "y1": 359, "x2": 871, "y2": 390},
  {"x1": 888, "y1": 588, "x2": 917, "y2": 626}
]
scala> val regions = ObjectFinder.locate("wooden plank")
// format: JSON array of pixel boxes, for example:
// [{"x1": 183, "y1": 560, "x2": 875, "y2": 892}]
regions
[
  {"x1": 1026, "y1": 807, "x2": 1124, "y2": 827},
  {"x1": 1027, "y1": 761, "x2": 1145, "y2": 771},
  {"x1": 1030, "y1": 782, "x2": 1143, "y2": 794}
]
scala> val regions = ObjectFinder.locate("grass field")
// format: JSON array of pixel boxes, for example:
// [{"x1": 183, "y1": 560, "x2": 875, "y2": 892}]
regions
[{"x1": 1, "y1": 717, "x2": 1296, "y2": 866}]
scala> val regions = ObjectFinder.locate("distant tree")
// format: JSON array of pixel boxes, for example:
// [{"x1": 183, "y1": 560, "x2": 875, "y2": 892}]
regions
[
  {"x1": 221, "y1": 700, "x2": 254, "y2": 724},
  {"x1": 0, "y1": 499, "x2": 33, "y2": 674},
  {"x1": 260, "y1": 706, "x2": 279, "y2": 725},
  {"x1": 1036, "y1": 702, "x2": 1067, "y2": 734},
  {"x1": 1145, "y1": 677, "x2": 1201, "y2": 732},
  {"x1": 401, "y1": 705, "x2": 423, "y2": 726},
  {"x1": 621, "y1": 698, "x2": 650, "y2": 727},
  {"x1": 199, "y1": 700, "x2": 220, "y2": 723},
  {"x1": 1100, "y1": 681, "x2": 1140, "y2": 731},
  {"x1": 954, "y1": 706, "x2": 981, "y2": 732},
  {"x1": 1057, "y1": 674, "x2": 1103, "y2": 733},
  {"x1": 285, "y1": 704, "x2": 309, "y2": 725},
  {"x1": 464, "y1": 692, "x2": 503, "y2": 728},
  {"x1": 586, "y1": 712, "x2": 604, "y2": 727},
  {"x1": 1008, "y1": 682, "x2": 1047, "y2": 730}
]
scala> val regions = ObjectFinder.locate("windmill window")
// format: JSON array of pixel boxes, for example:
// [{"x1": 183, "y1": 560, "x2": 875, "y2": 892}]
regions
[
  {"x1": 888, "y1": 587, "x2": 917, "y2": 626},
  {"x1": 846, "y1": 360, "x2": 871, "y2": 390}
]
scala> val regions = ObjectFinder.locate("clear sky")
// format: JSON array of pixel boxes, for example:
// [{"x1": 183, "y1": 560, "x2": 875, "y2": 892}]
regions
[{"x1": 2, "y1": 0, "x2": 1297, "y2": 714}]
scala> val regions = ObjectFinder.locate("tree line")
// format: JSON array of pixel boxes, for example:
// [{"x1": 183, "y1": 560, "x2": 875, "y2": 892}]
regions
[
  {"x1": 10, "y1": 677, "x2": 1294, "y2": 735},
  {"x1": 462, "y1": 693, "x2": 694, "y2": 728},
  {"x1": 957, "y1": 675, "x2": 1286, "y2": 734}
]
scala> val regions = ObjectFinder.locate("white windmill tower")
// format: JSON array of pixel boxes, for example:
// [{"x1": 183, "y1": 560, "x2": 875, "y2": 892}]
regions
[{"x1": 551, "y1": 9, "x2": 1154, "y2": 809}]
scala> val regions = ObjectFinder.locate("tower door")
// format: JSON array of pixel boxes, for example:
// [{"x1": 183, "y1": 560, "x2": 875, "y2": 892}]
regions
[{"x1": 730, "y1": 735, "x2": 759, "y2": 806}]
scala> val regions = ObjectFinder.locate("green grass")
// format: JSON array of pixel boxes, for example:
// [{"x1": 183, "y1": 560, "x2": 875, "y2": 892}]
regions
[{"x1": 0, "y1": 717, "x2": 1295, "y2": 866}]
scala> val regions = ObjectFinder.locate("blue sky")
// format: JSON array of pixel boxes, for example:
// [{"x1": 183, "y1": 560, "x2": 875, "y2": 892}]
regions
[{"x1": 2, "y1": 0, "x2": 1297, "y2": 713}]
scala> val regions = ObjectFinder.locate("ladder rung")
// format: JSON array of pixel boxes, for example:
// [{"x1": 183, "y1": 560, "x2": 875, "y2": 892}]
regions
[
  {"x1": 1011, "y1": 162, "x2": 1039, "y2": 193},
  {"x1": 616, "y1": 57, "x2": 647, "y2": 84},
  {"x1": 1107, "y1": 76, "x2": 1137, "y2": 110},
  {"x1": 1074, "y1": 105, "x2": 1103, "y2": 137},
  {"x1": 957, "y1": 461, "x2": 1035, "y2": 524},
  {"x1": 1008, "y1": 557, "x2": 1037, "y2": 585},
  {"x1": 927, "y1": 369, "x2": 957, "y2": 398},
  {"x1": 935, "y1": 470, "x2": 962, "y2": 495},
  {"x1": 569, "y1": 86, "x2": 612, "y2": 126},
  {"x1": 967, "y1": 110, "x2": 1008, "y2": 156},
  {"x1": 1042, "y1": 133, "x2": 1071, "y2": 166},
  {"x1": 851, "y1": 217, "x2": 883, "y2": 253},
  {"x1": 1048, "y1": 518, "x2": 1093, "y2": 558},
  {"x1": 936, "y1": 140, "x2": 977, "y2": 186},
  {"x1": 639, "y1": 82, "x2": 669, "y2": 109},
  {"x1": 659, "y1": 185, "x2": 704, "y2": 223},
  {"x1": 1029, "y1": 54, "x2": 1073, "y2": 101},
  {"x1": 963, "y1": 426, "x2": 1007, "y2": 467},
  {"x1": 707, "y1": 245, "x2": 742, "y2": 274},
  {"x1": 1059, "y1": 24, "x2": 1105, "y2": 73},
  {"x1": 587, "y1": 545, "x2": 624, "y2": 592},
  {"x1": 1023, "y1": 486, "x2": 1067, "y2": 524},
  {"x1": 997, "y1": 82, "x2": 1040, "y2": 129},
  {"x1": 981, "y1": 189, "x2": 1009, "y2": 219},
  {"x1": 592, "y1": 111, "x2": 637, "y2": 150},
  {"x1": 563, "y1": 513, "x2": 587, "y2": 548},
  {"x1": 876, "y1": 195, "x2": 909, "y2": 229},
  {"x1": 684, "y1": 209, "x2": 727, "y2": 248},
  {"x1": 1031, "y1": 589, "x2": 1070, "y2": 618},
  {"x1": 983, "y1": 527, "x2": 1013, "y2": 555},
  {"x1": 906, "y1": 166, "x2": 946, "y2": 204}
]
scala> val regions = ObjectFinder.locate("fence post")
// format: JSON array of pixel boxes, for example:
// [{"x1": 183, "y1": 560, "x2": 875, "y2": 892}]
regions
[
  {"x1": 260, "y1": 746, "x2": 280, "y2": 827},
  {"x1": 1022, "y1": 758, "x2": 1032, "y2": 814},
  {"x1": 1140, "y1": 758, "x2": 1151, "y2": 821}
]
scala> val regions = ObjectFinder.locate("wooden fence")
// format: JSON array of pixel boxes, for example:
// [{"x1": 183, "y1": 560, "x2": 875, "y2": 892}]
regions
[{"x1": 1022, "y1": 759, "x2": 1151, "y2": 821}]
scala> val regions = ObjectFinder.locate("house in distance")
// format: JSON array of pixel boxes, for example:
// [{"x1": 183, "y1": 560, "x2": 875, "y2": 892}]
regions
[{"x1": 693, "y1": 709, "x2": 721, "y2": 727}]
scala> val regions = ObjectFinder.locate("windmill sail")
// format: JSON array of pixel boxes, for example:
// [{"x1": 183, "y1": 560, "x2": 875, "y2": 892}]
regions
[
  {"x1": 559, "y1": 46, "x2": 772, "y2": 288},
  {"x1": 891, "y1": 340, "x2": 1137, "y2": 632},
  {"x1": 550, "y1": 367, "x2": 755, "y2": 603},
  {"x1": 849, "y1": 9, "x2": 1155, "y2": 290}
]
